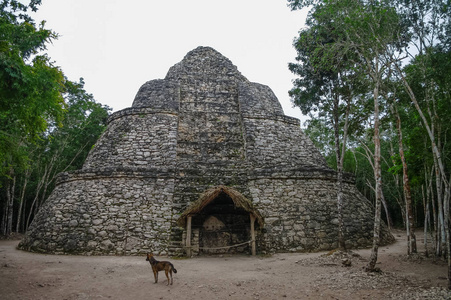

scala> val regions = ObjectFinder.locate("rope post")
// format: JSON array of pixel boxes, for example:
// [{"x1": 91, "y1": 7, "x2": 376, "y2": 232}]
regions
[
  {"x1": 250, "y1": 214, "x2": 256, "y2": 256},
  {"x1": 186, "y1": 215, "x2": 192, "y2": 257}
]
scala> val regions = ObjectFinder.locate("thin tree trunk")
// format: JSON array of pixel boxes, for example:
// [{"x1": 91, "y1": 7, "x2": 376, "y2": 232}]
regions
[
  {"x1": 366, "y1": 78, "x2": 382, "y2": 272},
  {"x1": 394, "y1": 63, "x2": 448, "y2": 191},
  {"x1": 333, "y1": 91, "x2": 350, "y2": 251},
  {"x1": 422, "y1": 185, "x2": 430, "y2": 257},
  {"x1": 425, "y1": 165, "x2": 435, "y2": 257},
  {"x1": 359, "y1": 140, "x2": 392, "y2": 230},
  {"x1": 433, "y1": 155, "x2": 445, "y2": 257},
  {"x1": 366, "y1": 179, "x2": 391, "y2": 230},
  {"x1": 16, "y1": 169, "x2": 30, "y2": 233},
  {"x1": 393, "y1": 105, "x2": 416, "y2": 254},
  {"x1": 2, "y1": 171, "x2": 16, "y2": 236},
  {"x1": 428, "y1": 165, "x2": 438, "y2": 255},
  {"x1": 444, "y1": 175, "x2": 451, "y2": 289},
  {"x1": 388, "y1": 128, "x2": 405, "y2": 229},
  {"x1": 26, "y1": 192, "x2": 40, "y2": 232},
  {"x1": 6, "y1": 175, "x2": 16, "y2": 236},
  {"x1": 26, "y1": 167, "x2": 47, "y2": 231},
  {"x1": 380, "y1": 192, "x2": 391, "y2": 230},
  {"x1": 1, "y1": 181, "x2": 9, "y2": 235}
]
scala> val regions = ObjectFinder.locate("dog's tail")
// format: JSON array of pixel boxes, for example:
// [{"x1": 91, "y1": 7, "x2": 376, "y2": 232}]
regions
[{"x1": 171, "y1": 263, "x2": 177, "y2": 273}]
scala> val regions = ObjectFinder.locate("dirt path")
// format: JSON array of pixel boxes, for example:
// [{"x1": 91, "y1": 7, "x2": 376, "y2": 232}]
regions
[{"x1": 1, "y1": 230, "x2": 450, "y2": 299}]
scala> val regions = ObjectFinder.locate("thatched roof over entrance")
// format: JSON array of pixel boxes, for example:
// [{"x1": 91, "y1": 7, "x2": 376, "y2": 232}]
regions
[{"x1": 177, "y1": 185, "x2": 264, "y2": 227}]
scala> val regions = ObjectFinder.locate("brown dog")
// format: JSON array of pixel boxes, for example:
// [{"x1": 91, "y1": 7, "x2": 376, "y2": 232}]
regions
[{"x1": 146, "y1": 253, "x2": 178, "y2": 285}]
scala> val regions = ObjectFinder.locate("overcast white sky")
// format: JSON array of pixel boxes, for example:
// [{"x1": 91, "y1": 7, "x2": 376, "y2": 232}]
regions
[{"x1": 32, "y1": 0, "x2": 309, "y2": 123}]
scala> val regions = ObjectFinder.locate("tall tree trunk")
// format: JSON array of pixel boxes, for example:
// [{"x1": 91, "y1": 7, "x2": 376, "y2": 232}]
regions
[
  {"x1": 339, "y1": 96, "x2": 350, "y2": 245},
  {"x1": 444, "y1": 176, "x2": 451, "y2": 289},
  {"x1": 359, "y1": 140, "x2": 392, "y2": 230},
  {"x1": 433, "y1": 155, "x2": 445, "y2": 256},
  {"x1": 424, "y1": 165, "x2": 434, "y2": 257},
  {"x1": 380, "y1": 193, "x2": 392, "y2": 230},
  {"x1": 26, "y1": 167, "x2": 47, "y2": 231},
  {"x1": 388, "y1": 130, "x2": 405, "y2": 229},
  {"x1": 2, "y1": 171, "x2": 16, "y2": 236},
  {"x1": 333, "y1": 92, "x2": 350, "y2": 251},
  {"x1": 429, "y1": 165, "x2": 438, "y2": 255},
  {"x1": 422, "y1": 185, "x2": 429, "y2": 257},
  {"x1": 6, "y1": 175, "x2": 16, "y2": 236},
  {"x1": 366, "y1": 80, "x2": 382, "y2": 272},
  {"x1": 16, "y1": 169, "x2": 30, "y2": 233},
  {"x1": 1, "y1": 182, "x2": 9, "y2": 235},
  {"x1": 393, "y1": 105, "x2": 416, "y2": 254},
  {"x1": 366, "y1": 179, "x2": 391, "y2": 230}
]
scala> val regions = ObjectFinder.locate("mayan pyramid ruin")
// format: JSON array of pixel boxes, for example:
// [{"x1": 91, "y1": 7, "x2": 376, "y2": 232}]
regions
[{"x1": 19, "y1": 46, "x2": 393, "y2": 256}]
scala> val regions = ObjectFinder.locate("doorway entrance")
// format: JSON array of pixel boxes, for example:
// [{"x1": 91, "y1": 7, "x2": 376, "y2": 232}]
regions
[
  {"x1": 177, "y1": 186, "x2": 263, "y2": 256},
  {"x1": 197, "y1": 191, "x2": 250, "y2": 254}
]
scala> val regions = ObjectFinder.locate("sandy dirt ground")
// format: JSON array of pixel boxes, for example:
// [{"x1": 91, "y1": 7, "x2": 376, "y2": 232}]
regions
[{"x1": 1, "y1": 229, "x2": 450, "y2": 300}]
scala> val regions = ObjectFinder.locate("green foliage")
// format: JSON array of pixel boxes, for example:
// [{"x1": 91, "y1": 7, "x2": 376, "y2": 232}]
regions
[
  {"x1": 287, "y1": 0, "x2": 320, "y2": 10},
  {"x1": 0, "y1": 1, "x2": 111, "y2": 233},
  {"x1": 0, "y1": 0, "x2": 65, "y2": 179},
  {"x1": 0, "y1": 77, "x2": 110, "y2": 232},
  {"x1": 288, "y1": 0, "x2": 451, "y2": 229},
  {"x1": 289, "y1": 0, "x2": 399, "y2": 175},
  {"x1": 303, "y1": 117, "x2": 335, "y2": 157},
  {"x1": 40, "y1": 78, "x2": 111, "y2": 172}
]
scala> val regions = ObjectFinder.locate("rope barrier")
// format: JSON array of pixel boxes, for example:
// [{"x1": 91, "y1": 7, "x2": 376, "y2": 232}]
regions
[{"x1": 185, "y1": 240, "x2": 254, "y2": 250}]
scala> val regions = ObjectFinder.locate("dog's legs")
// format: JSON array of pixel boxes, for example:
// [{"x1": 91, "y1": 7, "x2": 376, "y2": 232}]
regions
[
  {"x1": 153, "y1": 269, "x2": 158, "y2": 283},
  {"x1": 165, "y1": 269, "x2": 170, "y2": 285},
  {"x1": 169, "y1": 270, "x2": 173, "y2": 285}
]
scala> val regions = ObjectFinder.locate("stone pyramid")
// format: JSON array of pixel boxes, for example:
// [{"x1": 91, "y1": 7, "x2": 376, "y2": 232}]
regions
[{"x1": 20, "y1": 46, "x2": 393, "y2": 255}]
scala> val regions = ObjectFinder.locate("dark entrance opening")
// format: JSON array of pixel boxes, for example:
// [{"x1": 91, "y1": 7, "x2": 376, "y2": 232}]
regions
[
  {"x1": 177, "y1": 185, "x2": 263, "y2": 256},
  {"x1": 192, "y1": 191, "x2": 251, "y2": 254}
]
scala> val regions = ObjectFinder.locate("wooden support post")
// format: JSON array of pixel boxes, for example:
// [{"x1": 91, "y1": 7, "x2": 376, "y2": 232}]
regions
[
  {"x1": 186, "y1": 215, "x2": 192, "y2": 257},
  {"x1": 250, "y1": 214, "x2": 256, "y2": 256}
]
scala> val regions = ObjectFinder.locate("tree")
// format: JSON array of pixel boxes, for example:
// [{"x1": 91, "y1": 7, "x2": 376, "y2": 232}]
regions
[
  {"x1": 19, "y1": 78, "x2": 110, "y2": 232},
  {"x1": 290, "y1": 0, "x2": 451, "y2": 287},
  {"x1": 289, "y1": 2, "x2": 367, "y2": 250},
  {"x1": 393, "y1": 0, "x2": 451, "y2": 257},
  {"x1": 0, "y1": 1, "x2": 110, "y2": 235},
  {"x1": 400, "y1": 46, "x2": 451, "y2": 286},
  {"x1": 0, "y1": 0, "x2": 65, "y2": 179},
  {"x1": 0, "y1": 0, "x2": 67, "y2": 235},
  {"x1": 290, "y1": 0, "x2": 402, "y2": 271},
  {"x1": 390, "y1": 100, "x2": 416, "y2": 254}
]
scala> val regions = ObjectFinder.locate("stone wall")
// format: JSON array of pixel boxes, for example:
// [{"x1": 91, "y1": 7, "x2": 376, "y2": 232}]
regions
[
  {"x1": 238, "y1": 82, "x2": 284, "y2": 115},
  {"x1": 21, "y1": 168, "x2": 393, "y2": 256},
  {"x1": 131, "y1": 79, "x2": 179, "y2": 111},
  {"x1": 249, "y1": 177, "x2": 385, "y2": 252},
  {"x1": 83, "y1": 109, "x2": 178, "y2": 170},
  {"x1": 243, "y1": 116, "x2": 328, "y2": 169},
  {"x1": 20, "y1": 173, "x2": 176, "y2": 255}
]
